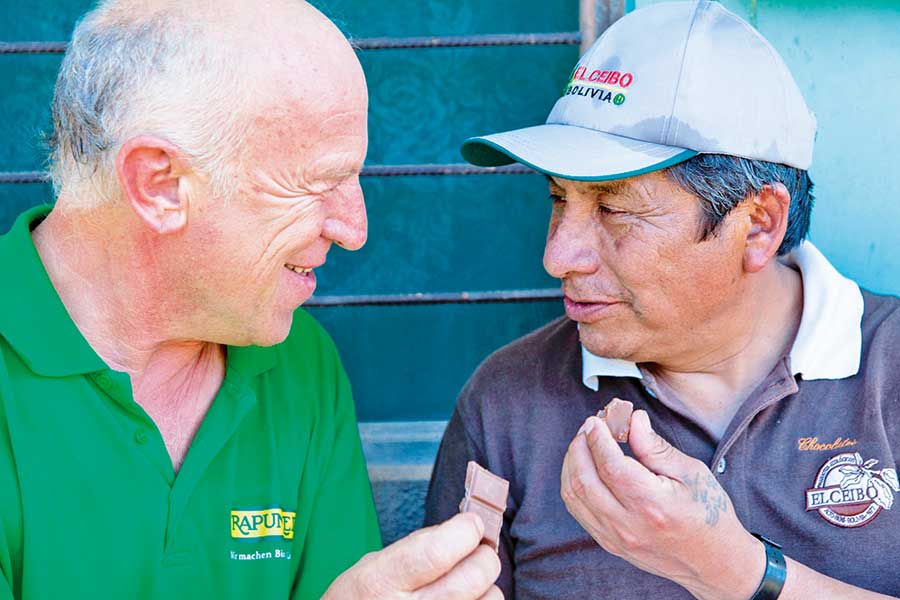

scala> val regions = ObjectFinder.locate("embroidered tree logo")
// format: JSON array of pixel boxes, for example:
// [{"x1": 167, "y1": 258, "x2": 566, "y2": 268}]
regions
[
  {"x1": 806, "y1": 452, "x2": 900, "y2": 527},
  {"x1": 837, "y1": 454, "x2": 899, "y2": 509}
]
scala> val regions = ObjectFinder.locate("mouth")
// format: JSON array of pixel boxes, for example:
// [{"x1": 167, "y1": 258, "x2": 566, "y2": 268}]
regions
[
  {"x1": 284, "y1": 263, "x2": 314, "y2": 276},
  {"x1": 563, "y1": 295, "x2": 623, "y2": 321}
]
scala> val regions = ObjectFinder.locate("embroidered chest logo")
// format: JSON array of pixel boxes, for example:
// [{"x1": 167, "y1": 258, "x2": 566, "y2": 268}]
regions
[
  {"x1": 805, "y1": 452, "x2": 900, "y2": 528},
  {"x1": 230, "y1": 508, "x2": 296, "y2": 540}
]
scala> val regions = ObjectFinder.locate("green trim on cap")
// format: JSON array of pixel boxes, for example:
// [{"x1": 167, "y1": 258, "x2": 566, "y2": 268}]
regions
[{"x1": 461, "y1": 136, "x2": 698, "y2": 182}]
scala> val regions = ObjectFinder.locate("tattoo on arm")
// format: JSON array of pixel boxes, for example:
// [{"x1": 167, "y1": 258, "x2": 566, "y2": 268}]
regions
[{"x1": 684, "y1": 472, "x2": 730, "y2": 526}]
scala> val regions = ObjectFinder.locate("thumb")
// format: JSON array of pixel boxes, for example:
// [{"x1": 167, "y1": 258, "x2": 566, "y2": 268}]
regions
[
  {"x1": 376, "y1": 512, "x2": 485, "y2": 592},
  {"x1": 629, "y1": 410, "x2": 695, "y2": 479}
]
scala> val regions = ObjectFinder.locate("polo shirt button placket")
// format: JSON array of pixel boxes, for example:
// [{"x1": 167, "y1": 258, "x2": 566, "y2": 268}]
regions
[
  {"x1": 96, "y1": 373, "x2": 113, "y2": 389},
  {"x1": 134, "y1": 429, "x2": 149, "y2": 445},
  {"x1": 715, "y1": 457, "x2": 727, "y2": 475}
]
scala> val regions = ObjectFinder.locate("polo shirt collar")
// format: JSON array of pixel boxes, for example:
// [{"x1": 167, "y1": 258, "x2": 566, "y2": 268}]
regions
[
  {"x1": 581, "y1": 241, "x2": 864, "y2": 391},
  {"x1": 1, "y1": 205, "x2": 278, "y2": 378},
  {"x1": 0, "y1": 205, "x2": 107, "y2": 377},
  {"x1": 228, "y1": 343, "x2": 278, "y2": 378}
]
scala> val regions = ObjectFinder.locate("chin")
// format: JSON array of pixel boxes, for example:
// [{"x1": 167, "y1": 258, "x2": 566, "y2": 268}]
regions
[
  {"x1": 250, "y1": 313, "x2": 294, "y2": 347},
  {"x1": 578, "y1": 325, "x2": 636, "y2": 361}
]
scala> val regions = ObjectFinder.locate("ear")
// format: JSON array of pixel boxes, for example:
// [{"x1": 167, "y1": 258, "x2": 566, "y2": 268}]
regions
[
  {"x1": 115, "y1": 135, "x2": 191, "y2": 234},
  {"x1": 742, "y1": 182, "x2": 790, "y2": 273}
]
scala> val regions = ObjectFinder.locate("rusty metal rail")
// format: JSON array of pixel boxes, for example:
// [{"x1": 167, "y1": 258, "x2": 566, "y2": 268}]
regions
[
  {"x1": 305, "y1": 288, "x2": 562, "y2": 307},
  {"x1": 352, "y1": 32, "x2": 580, "y2": 50},
  {"x1": 0, "y1": 32, "x2": 580, "y2": 55},
  {"x1": 359, "y1": 164, "x2": 532, "y2": 177},
  {"x1": 0, "y1": 164, "x2": 535, "y2": 185},
  {"x1": 0, "y1": 41, "x2": 67, "y2": 53}
]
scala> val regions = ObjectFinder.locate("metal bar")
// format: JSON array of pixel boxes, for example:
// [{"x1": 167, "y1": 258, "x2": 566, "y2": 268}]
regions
[
  {"x1": 0, "y1": 172, "x2": 47, "y2": 184},
  {"x1": 0, "y1": 41, "x2": 67, "y2": 54},
  {"x1": 361, "y1": 164, "x2": 533, "y2": 177},
  {"x1": 0, "y1": 32, "x2": 581, "y2": 55},
  {"x1": 0, "y1": 164, "x2": 536, "y2": 185},
  {"x1": 351, "y1": 32, "x2": 581, "y2": 50},
  {"x1": 579, "y1": 0, "x2": 625, "y2": 54},
  {"x1": 305, "y1": 288, "x2": 563, "y2": 307}
]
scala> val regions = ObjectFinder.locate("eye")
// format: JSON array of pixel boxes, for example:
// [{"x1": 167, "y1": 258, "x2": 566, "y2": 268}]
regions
[
  {"x1": 548, "y1": 193, "x2": 565, "y2": 203},
  {"x1": 596, "y1": 202, "x2": 625, "y2": 216}
]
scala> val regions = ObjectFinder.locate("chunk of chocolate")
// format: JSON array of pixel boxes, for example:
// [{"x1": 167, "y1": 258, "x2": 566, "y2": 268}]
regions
[
  {"x1": 597, "y1": 398, "x2": 634, "y2": 443},
  {"x1": 459, "y1": 461, "x2": 509, "y2": 551}
]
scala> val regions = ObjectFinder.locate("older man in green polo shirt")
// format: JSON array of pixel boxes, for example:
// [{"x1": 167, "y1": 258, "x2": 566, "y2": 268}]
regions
[{"x1": 0, "y1": 1, "x2": 501, "y2": 599}]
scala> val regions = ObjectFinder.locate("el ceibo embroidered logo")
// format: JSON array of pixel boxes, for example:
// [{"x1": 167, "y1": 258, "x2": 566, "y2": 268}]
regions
[
  {"x1": 563, "y1": 65, "x2": 635, "y2": 106},
  {"x1": 805, "y1": 452, "x2": 900, "y2": 528},
  {"x1": 230, "y1": 508, "x2": 296, "y2": 540}
]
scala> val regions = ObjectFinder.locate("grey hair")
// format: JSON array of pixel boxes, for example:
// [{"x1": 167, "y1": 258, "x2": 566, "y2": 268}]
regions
[
  {"x1": 49, "y1": 2, "x2": 248, "y2": 208},
  {"x1": 664, "y1": 154, "x2": 814, "y2": 256}
]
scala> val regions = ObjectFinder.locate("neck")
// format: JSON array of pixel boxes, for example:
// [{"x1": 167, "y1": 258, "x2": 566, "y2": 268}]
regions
[
  {"x1": 31, "y1": 198, "x2": 224, "y2": 387},
  {"x1": 645, "y1": 261, "x2": 803, "y2": 438}
]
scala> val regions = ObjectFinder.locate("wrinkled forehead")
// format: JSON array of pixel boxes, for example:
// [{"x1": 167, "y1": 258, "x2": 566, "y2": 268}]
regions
[{"x1": 546, "y1": 174, "x2": 633, "y2": 197}]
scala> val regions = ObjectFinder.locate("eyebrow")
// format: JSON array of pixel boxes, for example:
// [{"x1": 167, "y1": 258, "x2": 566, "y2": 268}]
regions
[{"x1": 545, "y1": 175, "x2": 627, "y2": 195}]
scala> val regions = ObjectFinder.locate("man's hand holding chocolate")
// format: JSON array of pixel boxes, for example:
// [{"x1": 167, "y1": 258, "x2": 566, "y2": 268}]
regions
[
  {"x1": 561, "y1": 408, "x2": 765, "y2": 600},
  {"x1": 323, "y1": 513, "x2": 503, "y2": 600}
]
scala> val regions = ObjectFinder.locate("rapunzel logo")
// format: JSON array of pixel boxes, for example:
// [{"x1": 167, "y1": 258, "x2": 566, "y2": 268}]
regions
[{"x1": 231, "y1": 508, "x2": 296, "y2": 540}]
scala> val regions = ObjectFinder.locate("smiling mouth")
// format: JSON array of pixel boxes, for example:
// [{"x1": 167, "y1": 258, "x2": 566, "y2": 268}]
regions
[{"x1": 285, "y1": 263, "x2": 313, "y2": 275}]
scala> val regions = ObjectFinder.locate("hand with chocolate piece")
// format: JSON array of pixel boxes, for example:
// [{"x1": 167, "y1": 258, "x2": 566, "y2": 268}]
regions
[
  {"x1": 560, "y1": 409, "x2": 766, "y2": 600},
  {"x1": 597, "y1": 398, "x2": 633, "y2": 443},
  {"x1": 322, "y1": 512, "x2": 503, "y2": 600},
  {"x1": 459, "y1": 461, "x2": 510, "y2": 551}
]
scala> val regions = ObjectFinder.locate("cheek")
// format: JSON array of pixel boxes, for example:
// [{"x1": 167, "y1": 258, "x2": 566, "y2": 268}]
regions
[
  {"x1": 655, "y1": 247, "x2": 742, "y2": 321},
  {"x1": 247, "y1": 201, "x2": 325, "y2": 258},
  {"x1": 608, "y1": 224, "x2": 735, "y2": 318}
]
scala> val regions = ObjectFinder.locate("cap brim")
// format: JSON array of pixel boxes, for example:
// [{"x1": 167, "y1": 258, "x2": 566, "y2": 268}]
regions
[{"x1": 461, "y1": 124, "x2": 697, "y2": 181}]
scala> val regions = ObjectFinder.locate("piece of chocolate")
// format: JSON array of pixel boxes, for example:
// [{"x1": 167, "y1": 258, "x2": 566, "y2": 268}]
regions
[
  {"x1": 597, "y1": 398, "x2": 634, "y2": 443},
  {"x1": 459, "y1": 461, "x2": 509, "y2": 551}
]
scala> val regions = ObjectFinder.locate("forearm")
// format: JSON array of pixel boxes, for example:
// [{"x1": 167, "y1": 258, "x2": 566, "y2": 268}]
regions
[
  {"x1": 776, "y1": 556, "x2": 897, "y2": 600},
  {"x1": 691, "y1": 548, "x2": 896, "y2": 600}
]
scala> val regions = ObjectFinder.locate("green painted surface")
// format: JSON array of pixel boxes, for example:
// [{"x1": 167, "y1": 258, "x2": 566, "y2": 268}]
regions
[
  {"x1": 3, "y1": 1, "x2": 899, "y2": 421},
  {"x1": 633, "y1": 0, "x2": 900, "y2": 296}
]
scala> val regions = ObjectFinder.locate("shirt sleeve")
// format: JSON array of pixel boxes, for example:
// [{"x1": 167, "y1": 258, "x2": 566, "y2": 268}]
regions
[
  {"x1": 291, "y1": 360, "x2": 382, "y2": 599},
  {"x1": 425, "y1": 405, "x2": 516, "y2": 598}
]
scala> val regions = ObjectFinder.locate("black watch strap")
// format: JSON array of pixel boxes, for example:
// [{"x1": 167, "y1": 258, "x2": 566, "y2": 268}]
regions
[{"x1": 749, "y1": 533, "x2": 786, "y2": 600}]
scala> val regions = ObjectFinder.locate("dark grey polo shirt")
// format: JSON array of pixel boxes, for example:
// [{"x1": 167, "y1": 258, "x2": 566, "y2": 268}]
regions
[{"x1": 425, "y1": 245, "x2": 900, "y2": 598}]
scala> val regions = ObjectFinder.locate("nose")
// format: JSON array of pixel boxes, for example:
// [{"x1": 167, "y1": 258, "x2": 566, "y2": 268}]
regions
[
  {"x1": 323, "y1": 177, "x2": 368, "y2": 251},
  {"x1": 543, "y1": 208, "x2": 599, "y2": 279}
]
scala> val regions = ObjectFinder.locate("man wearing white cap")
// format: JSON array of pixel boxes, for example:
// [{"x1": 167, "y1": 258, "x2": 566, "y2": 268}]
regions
[{"x1": 426, "y1": 1, "x2": 900, "y2": 598}]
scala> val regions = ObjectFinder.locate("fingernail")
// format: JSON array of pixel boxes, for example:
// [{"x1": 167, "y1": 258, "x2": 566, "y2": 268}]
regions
[{"x1": 580, "y1": 417, "x2": 596, "y2": 436}]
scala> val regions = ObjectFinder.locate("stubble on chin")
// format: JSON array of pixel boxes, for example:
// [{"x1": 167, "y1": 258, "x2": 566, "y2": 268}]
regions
[{"x1": 578, "y1": 325, "x2": 627, "y2": 360}]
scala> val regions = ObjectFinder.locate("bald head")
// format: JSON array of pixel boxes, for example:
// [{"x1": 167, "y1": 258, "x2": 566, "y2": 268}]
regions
[{"x1": 50, "y1": 0, "x2": 363, "y2": 208}]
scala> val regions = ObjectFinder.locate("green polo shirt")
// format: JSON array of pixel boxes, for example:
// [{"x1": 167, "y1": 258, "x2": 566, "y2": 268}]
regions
[{"x1": 0, "y1": 205, "x2": 381, "y2": 599}]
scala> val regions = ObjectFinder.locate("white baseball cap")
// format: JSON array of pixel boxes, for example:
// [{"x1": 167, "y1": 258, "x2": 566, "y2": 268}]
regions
[{"x1": 461, "y1": 0, "x2": 816, "y2": 180}]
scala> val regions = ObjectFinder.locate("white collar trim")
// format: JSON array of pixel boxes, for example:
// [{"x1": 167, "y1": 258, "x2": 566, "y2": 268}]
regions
[{"x1": 581, "y1": 241, "x2": 864, "y2": 392}]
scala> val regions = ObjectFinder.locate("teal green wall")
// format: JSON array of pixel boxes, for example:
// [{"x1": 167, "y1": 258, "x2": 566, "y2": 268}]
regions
[
  {"x1": 2, "y1": 1, "x2": 899, "y2": 422},
  {"x1": 635, "y1": 0, "x2": 900, "y2": 296}
]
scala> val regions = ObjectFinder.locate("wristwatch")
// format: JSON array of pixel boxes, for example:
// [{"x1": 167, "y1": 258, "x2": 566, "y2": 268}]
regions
[{"x1": 749, "y1": 533, "x2": 786, "y2": 600}]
